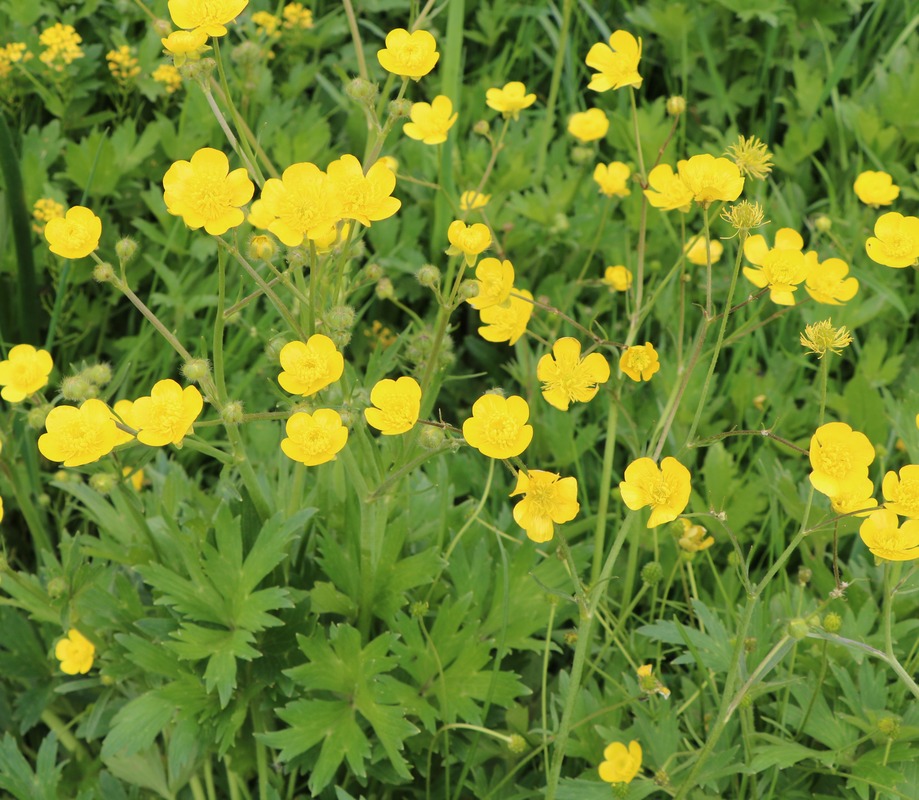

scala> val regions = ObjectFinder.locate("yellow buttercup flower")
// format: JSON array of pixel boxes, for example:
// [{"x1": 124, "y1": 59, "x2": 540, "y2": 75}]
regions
[
  {"x1": 327, "y1": 154, "x2": 400, "y2": 226},
  {"x1": 260, "y1": 162, "x2": 343, "y2": 246},
  {"x1": 678, "y1": 154, "x2": 745, "y2": 206},
  {"x1": 643, "y1": 164, "x2": 693, "y2": 212},
  {"x1": 132, "y1": 380, "x2": 203, "y2": 447},
  {"x1": 593, "y1": 161, "x2": 631, "y2": 198},
  {"x1": 865, "y1": 212, "x2": 919, "y2": 268},
  {"x1": 478, "y1": 289, "x2": 533, "y2": 346},
  {"x1": 537, "y1": 337, "x2": 610, "y2": 411},
  {"x1": 485, "y1": 81, "x2": 536, "y2": 120},
  {"x1": 38, "y1": 399, "x2": 118, "y2": 467},
  {"x1": 829, "y1": 477, "x2": 877, "y2": 518},
  {"x1": 882, "y1": 465, "x2": 919, "y2": 519},
  {"x1": 510, "y1": 469, "x2": 579, "y2": 543},
  {"x1": 364, "y1": 377, "x2": 422, "y2": 435},
  {"x1": 809, "y1": 422, "x2": 875, "y2": 498},
  {"x1": 0, "y1": 344, "x2": 54, "y2": 403},
  {"x1": 462, "y1": 394, "x2": 533, "y2": 459},
  {"x1": 742, "y1": 228, "x2": 808, "y2": 306},
  {"x1": 684, "y1": 235, "x2": 724, "y2": 266},
  {"x1": 603, "y1": 265, "x2": 632, "y2": 291},
  {"x1": 282, "y1": 409, "x2": 348, "y2": 466},
  {"x1": 620, "y1": 456, "x2": 692, "y2": 528},
  {"x1": 859, "y1": 509, "x2": 919, "y2": 562},
  {"x1": 111, "y1": 399, "x2": 140, "y2": 446},
  {"x1": 803, "y1": 252, "x2": 858, "y2": 305},
  {"x1": 168, "y1": 0, "x2": 249, "y2": 37},
  {"x1": 677, "y1": 518, "x2": 714, "y2": 553},
  {"x1": 460, "y1": 190, "x2": 490, "y2": 211},
  {"x1": 55, "y1": 629, "x2": 95, "y2": 675},
  {"x1": 404, "y1": 95, "x2": 458, "y2": 144},
  {"x1": 567, "y1": 108, "x2": 609, "y2": 143},
  {"x1": 466, "y1": 257, "x2": 514, "y2": 311},
  {"x1": 376, "y1": 28, "x2": 439, "y2": 80},
  {"x1": 445, "y1": 220, "x2": 491, "y2": 265},
  {"x1": 161, "y1": 29, "x2": 209, "y2": 66},
  {"x1": 586, "y1": 30, "x2": 642, "y2": 91},
  {"x1": 278, "y1": 335, "x2": 344, "y2": 397},
  {"x1": 163, "y1": 148, "x2": 254, "y2": 235},
  {"x1": 599, "y1": 740, "x2": 642, "y2": 784},
  {"x1": 854, "y1": 170, "x2": 899, "y2": 207},
  {"x1": 619, "y1": 342, "x2": 660, "y2": 382},
  {"x1": 44, "y1": 206, "x2": 102, "y2": 259}
]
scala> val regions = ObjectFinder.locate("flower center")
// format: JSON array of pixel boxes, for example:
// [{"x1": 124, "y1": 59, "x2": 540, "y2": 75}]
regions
[
  {"x1": 67, "y1": 418, "x2": 105, "y2": 458},
  {"x1": 63, "y1": 220, "x2": 91, "y2": 251},
  {"x1": 896, "y1": 478, "x2": 919, "y2": 513},
  {"x1": 815, "y1": 443, "x2": 851, "y2": 478},
  {"x1": 629, "y1": 350, "x2": 651, "y2": 372},
  {"x1": 650, "y1": 477, "x2": 673, "y2": 506},
  {"x1": 11, "y1": 361, "x2": 42, "y2": 389},
  {"x1": 399, "y1": 42, "x2": 427, "y2": 69},
  {"x1": 290, "y1": 351, "x2": 326, "y2": 384},
  {"x1": 300, "y1": 426, "x2": 331, "y2": 456},
  {"x1": 883, "y1": 232, "x2": 913, "y2": 260},
  {"x1": 188, "y1": 176, "x2": 233, "y2": 223},
  {"x1": 763, "y1": 251, "x2": 802, "y2": 286},
  {"x1": 483, "y1": 411, "x2": 518, "y2": 449},
  {"x1": 526, "y1": 482, "x2": 555, "y2": 516}
]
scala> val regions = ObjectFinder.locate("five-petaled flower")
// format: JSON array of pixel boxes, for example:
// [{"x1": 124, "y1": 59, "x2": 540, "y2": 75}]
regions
[
  {"x1": 364, "y1": 377, "x2": 422, "y2": 435},
  {"x1": 326, "y1": 154, "x2": 400, "y2": 226},
  {"x1": 0, "y1": 344, "x2": 53, "y2": 403},
  {"x1": 44, "y1": 206, "x2": 102, "y2": 259},
  {"x1": 460, "y1": 190, "x2": 490, "y2": 211},
  {"x1": 865, "y1": 212, "x2": 919, "y2": 268},
  {"x1": 599, "y1": 740, "x2": 643, "y2": 784},
  {"x1": 478, "y1": 289, "x2": 533, "y2": 346},
  {"x1": 742, "y1": 228, "x2": 808, "y2": 306},
  {"x1": 376, "y1": 28, "x2": 439, "y2": 80},
  {"x1": 55, "y1": 628, "x2": 95, "y2": 675},
  {"x1": 260, "y1": 162, "x2": 343, "y2": 246},
  {"x1": 854, "y1": 170, "x2": 899, "y2": 207},
  {"x1": 462, "y1": 393, "x2": 533, "y2": 459},
  {"x1": 808, "y1": 422, "x2": 875, "y2": 498},
  {"x1": 619, "y1": 456, "x2": 692, "y2": 528},
  {"x1": 485, "y1": 81, "x2": 536, "y2": 120},
  {"x1": 281, "y1": 409, "x2": 349, "y2": 466},
  {"x1": 619, "y1": 342, "x2": 660, "y2": 382},
  {"x1": 567, "y1": 108, "x2": 609, "y2": 143},
  {"x1": 678, "y1": 154, "x2": 745, "y2": 206},
  {"x1": 803, "y1": 252, "x2": 858, "y2": 305},
  {"x1": 593, "y1": 161, "x2": 631, "y2": 198},
  {"x1": 132, "y1": 379, "x2": 203, "y2": 446},
  {"x1": 466, "y1": 257, "x2": 514, "y2": 310},
  {"x1": 38, "y1": 399, "x2": 118, "y2": 467},
  {"x1": 404, "y1": 95, "x2": 458, "y2": 144},
  {"x1": 537, "y1": 337, "x2": 610, "y2": 411},
  {"x1": 882, "y1": 465, "x2": 919, "y2": 519},
  {"x1": 510, "y1": 469, "x2": 579, "y2": 543},
  {"x1": 168, "y1": 0, "x2": 249, "y2": 37},
  {"x1": 278, "y1": 335, "x2": 344, "y2": 397},
  {"x1": 446, "y1": 220, "x2": 491, "y2": 265},
  {"x1": 586, "y1": 30, "x2": 642, "y2": 91},
  {"x1": 859, "y1": 509, "x2": 919, "y2": 562}
]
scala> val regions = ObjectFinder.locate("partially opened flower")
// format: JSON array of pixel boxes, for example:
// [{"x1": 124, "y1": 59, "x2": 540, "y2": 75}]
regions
[
  {"x1": 619, "y1": 342, "x2": 660, "y2": 382},
  {"x1": 281, "y1": 409, "x2": 348, "y2": 466},
  {"x1": 364, "y1": 377, "x2": 421, "y2": 435},
  {"x1": 404, "y1": 95, "x2": 458, "y2": 144},
  {"x1": 168, "y1": 0, "x2": 248, "y2": 37},
  {"x1": 619, "y1": 456, "x2": 691, "y2": 528},
  {"x1": 510, "y1": 469, "x2": 579, "y2": 543},
  {"x1": 376, "y1": 28, "x2": 439, "y2": 80},
  {"x1": 603, "y1": 265, "x2": 633, "y2": 291},
  {"x1": 643, "y1": 164, "x2": 693, "y2": 212},
  {"x1": 161, "y1": 29, "x2": 209, "y2": 65},
  {"x1": 865, "y1": 212, "x2": 919, "y2": 268},
  {"x1": 859, "y1": 509, "x2": 919, "y2": 562},
  {"x1": 586, "y1": 30, "x2": 642, "y2": 91},
  {"x1": 742, "y1": 228, "x2": 808, "y2": 305},
  {"x1": 854, "y1": 170, "x2": 899, "y2": 207},
  {"x1": 44, "y1": 206, "x2": 102, "y2": 259},
  {"x1": 327, "y1": 154, "x2": 400, "y2": 226},
  {"x1": 38, "y1": 399, "x2": 118, "y2": 467},
  {"x1": 466, "y1": 257, "x2": 514, "y2": 310},
  {"x1": 677, "y1": 518, "x2": 714, "y2": 553},
  {"x1": 446, "y1": 220, "x2": 491, "y2": 265},
  {"x1": 485, "y1": 81, "x2": 536, "y2": 119},
  {"x1": 567, "y1": 108, "x2": 609, "y2": 143},
  {"x1": 537, "y1": 337, "x2": 610, "y2": 411},
  {"x1": 260, "y1": 162, "x2": 343, "y2": 246},
  {"x1": 478, "y1": 289, "x2": 533, "y2": 345},
  {"x1": 462, "y1": 394, "x2": 533, "y2": 459},
  {"x1": 132, "y1": 379, "x2": 203, "y2": 446},
  {"x1": 593, "y1": 161, "x2": 631, "y2": 198},
  {"x1": 678, "y1": 154, "x2": 744, "y2": 206},
  {"x1": 882, "y1": 465, "x2": 919, "y2": 519},
  {"x1": 684, "y1": 235, "x2": 724, "y2": 266},
  {"x1": 637, "y1": 663, "x2": 671, "y2": 698},
  {"x1": 808, "y1": 421, "x2": 875, "y2": 498},
  {"x1": 0, "y1": 344, "x2": 53, "y2": 402},
  {"x1": 599, "y1": 740, "x2": 642, "y2": 784},
  {"x1": 278, "y1": 335, "x2": 344, "y2": 397},
  {"x1": 804, "y1": 252, "x2": 858, "y2": 305},
  {"x1": 55, "y1": 629, "x2": 95, "y2": 675}
]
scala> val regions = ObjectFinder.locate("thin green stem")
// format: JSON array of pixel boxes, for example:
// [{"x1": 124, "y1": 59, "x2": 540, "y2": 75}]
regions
[
  {"x1": 342, "y1": 0, "x2": 369, "y2": 80},
  {"x1": 212, "y1": 39, "x2": 264, "y2": 185},
  {"x1": 535, "y1": 0, "x2": 572, "y2": 180}
]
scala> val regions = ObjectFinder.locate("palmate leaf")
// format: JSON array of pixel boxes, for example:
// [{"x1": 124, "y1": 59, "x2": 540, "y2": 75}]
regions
[{"x1": 0, "y1": 734, "x2": 63, "y2": 800}]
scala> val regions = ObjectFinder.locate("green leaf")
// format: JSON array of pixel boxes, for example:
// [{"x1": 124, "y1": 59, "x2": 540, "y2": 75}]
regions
[
  {"x1": 0, "y1": 734, "x2": 63, "y2": 800},
  {"x1": 102, "y1": 692, "x2": 175, "y2": 758},
  {"x1": 169, "y1": 625, "x2": 260, "y2": 708}
]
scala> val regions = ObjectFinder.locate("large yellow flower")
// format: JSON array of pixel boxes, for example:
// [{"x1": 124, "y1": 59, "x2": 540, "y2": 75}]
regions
[
  {"x1": 586, "y1": 30, "x2": 642, "y2": 91},
  {"x1": 567, "y1": 108, "x2": 609, "y2": 143},
  {"x1": 882, "y1": 465, "x2": 919, "y2": 519},
  {"x1": 643, "y1": 164, "x2": 693, "y2": 212},
  {"x1": 0, "y1": 344, "x2": 53, "y2": 403},
  {"x1": 808, "y1": 421, "x2": 875, "y2": 498},
  {"x1": 132, "y1": 380, "x2": 203, "y2": 447},
  {"x1": 466, "y1": 257, "x2": 514, "y2": 311},
  {"x1": 376, "y1": 28, "x2": 439, "y2": 80},
  {"x1": 260, "y1": 162, "x2": 343, "y2": 246},
  {"x1": 510, "y1": 469, "x2": 579, "y2": 543},
  {"x1": 44, "y1": 206, "x2": 102, "y2": 259},
  {"x1": 364, "y1": 377, "x2": 422, "y2": 435},
  {"x1": 281, "y1": 409, "x2": 348, "y2": 466},
  {"x1": 462, "y1": 394, "x2": 533, "y2": 459},
  {"x1": 677, "y1": 154, "x2": 744, "y2": 206},
  {"x1": 168, "y1": 0, "x2": 248, "y2": 37},
  {"x1": 404, "y1": 95, "x2": 458, "y2": 144},
  {"x1": 803, "y1": 252, "x2": 858, "y2": 305},
  {"x1": 859, "y1": 509, "x2": 919, "y2": 562},
  {"x1": 865, "y1": 212, "x2": 919, "y2": 268},
  {"x1": 537, "y1": 337, "x2": 610, "y2": 411},
  {"x1": 619, "y1": 456, "x2": 691, "y2": 528},
  {"x1": 742, "y1": 228, "x2": 808, "y2": 306},
  {"x1": 278, "y1": 335, "x2": 344, "y2": 397},
  {"x1": 326, "y1": 154, "x2": 400, "y2": 226},
  {"x1": 38, "y1": 399, "x2": 118, "y2": 467}
]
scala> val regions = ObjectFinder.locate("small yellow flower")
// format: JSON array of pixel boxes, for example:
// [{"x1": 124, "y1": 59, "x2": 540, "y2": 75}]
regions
[
  {"x1": 364, "y1": 377, "x2": 422, "y2": 435},
  {"x1": 536, "y1": 338, "x2": 610, "y2": 411},
  {"x1": 865, "y1": 212, "x2": 919, "y2": 268},
  {"x1": 282, "y1": 2, "x2": 313, "y2": 30},
  {"x1": 106, "y1": 45, "x2": 141, "y2": 83},
  {"x1": 510, "y1": 469, "x2": 579, "y2": 543},
  {"x1": 466, "y1": 257, "x2": 514, "y2": 310},
  {"x1": 152, "y1": 63, "x2": 182, "y2": 93},
  {"x1": 593, "y1": 161, "x2": 631, "y2": 198},
  {"x1": 619, "y1": 342, "x2": 660, "y2": 382},
  {"x1": 803, "y1": 253, "x2": 858, "y2": 305},
  {"x1": 684, "y1": 235, "x2": 724, "y2": 266},
  {"x1": 168, "y1": 0, "x2": 249, "y2": 37},
  {"x1": 278, "y1": 335, "x2": 344, "y2": 397},
  {"x1": 643, "y1": 164, "x2": 693, "y2": 212},
  {"x1": 0, "y1": 344, "x2": 54, "y2": 403},
  {"x1": 619, "y1": 456, "x2": 692, "y2": 528},
  {"x1": 462, "y1": 394, "x2": 532, "y2": 459},
  {"x1": 161, "y1": 29, "x2": 209, "y2": 65},
  {"x1": 44, "y1": 206, "x2": 102, "y2": 259},
  {"x1": 403, "y1": 95, "x2": 458, "y2": 144},
  {"x1": 327, "y1": 154, "x2": 400, "y2": 226},
  {"x1": 808, "y1": 422, "x2": 875, "y2": 498},
  {"x1": 567, "y1": 108, "x2": 609, "y2": 143},
  {"x1": 882, "y1": 465, "x2": 919, "y2": 519},
  {"x1": 636, "y1": 663, "x2": 671, "y2": 698},
  {"x1": 859, "y1": 509, "x2": 919, "y2": 562},
  {"x1": 485, "y1": 81, "x2": 536, "y2": 120},
  {"x1": 251, "y1": 11, "x2": 281, "y2": 37},
  {"x1": 677, "y1": 518, "x2": 714, "y2": 553},
  {"x1": 163, "y1": 148, "x2": 254, "y2": 235},
  {"x1": 478, "y1": 289, "x2": 533, "y2": 346},
  {"x1": 742, "y1": 228, "x2": 808, "y2": 306},
  {"x1": 586, "y1": 30, "x2": 642, "y2": 92},
  {"x1": 260, "y1": 162, "x2": 343, "y2": 246},
  {"x1": 38, "y1": 399, "x2": 118, "y2": 467},
  {"x1": 854, "y1": 170, "x2": 899, "y2": 207},
  {"x1": 281, "y1": 409, "x2": 348, "y2": 466},
  {"x1": 55, "y1": 629, "x2": 95, "y2": 675},
  {"x1": 132, "y1": 380, "x2": 203, "y2": 447},
  {"x1": 725, "y1": 135, "x2": 773, "y2": 181},
  {"x1": 800, "y1": 319, "x2": 853, "y2": 359},
  {"x1": 459, "y1": 190, "x2": 490, "y2": 211},
  {"x1": 39, "y1": 23, "x2": 84, "y2": 71},
  {"x1": 603, "y1": 265, "x2": 633, "y2": 291},
  {"x1": 376, "y1": 28, "x2": 439, "y2": 80},
  {"x1": 111, "y1": 398, "x2": 140, "y2": 446},
  {"x1": 446, "y1": 220, "x2": 491, "y2": 265},
  {"x1": 678, "y1": 154, "x2": 745, "y2": 206},
  {"x1": 599, "y1": 740, "x2": 642, "y2": 784}
]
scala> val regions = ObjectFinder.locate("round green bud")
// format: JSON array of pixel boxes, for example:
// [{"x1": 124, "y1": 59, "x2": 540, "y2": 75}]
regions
[
  {"x1": 571, "y1": 146, "x2": 594, "y2": 165},
  {"x1": 822, "y1": 612, "x2": 842, "y2": 633},
  {"x1": 787, "y1": 617, "x2": 809, "y2": 640},
  {"x1": 247, "y1": 234, "x2": 276, "y2": 262},
  {"x1": 364, "y1": 262, "x2": 383, "y2": 281},
  {"x1": 641, "y1": 561, "x2": 664, "y2": 586},
  {"x1": 38, "y1": 493, "x2": 51, "y2": 507},
  {"x1": 388, "y1": 98, "x2": 412, "y2": 118},
  {"x1": 877, "y1": 716, "x2": 900, "y2": 738},
  {"x1": 375, "y1": 277, "x2": 395, "y2": 300},
  {"x1": 47, "y1": 576, "x2": 67, "y2": 599},
  {"x1": 727, "y1": 550, "x2": 741, "y2": 567},
  {"x1": 563, "y1": 631, "x2": 578, "y2": 646},
  {"x1": 797, "y1": 567, "x2": 812, "y2": 586},
  {"x1": 221, "y1": 401, "x2": 245, "y2": 425},
  {"x1": 549, "y1": 213, "x2": 570, "y2": 234},
  {"x1": 61, "y1": 376, "x2": 96, "y2": 402},
  {"x1": 330, "y1": 330, "x2": 352, "y2": 349},
  {"x1": 418, "y1": 426, "x2": 445, "y2": 450},
  {"x1": 152, "y1": 17, "x2": 172, "y2": 36},
  {"x1": 507, "y1": 734, "x2": 527, "y2": 754},
  {"x1": 83, "y1": 363, "x2": 112, "y2": 387},
  {"x1": 410, "y1": 600, "x2": 428, "y2": 618},
  {"x1": 326, "y1": 305, "x2": 356, "y2": 331},
  {"x1": 115, "y1": 237, "x2": 138, "y2": 266},
  {"x1": 231, "y1": 41, "x2": 261, "y2": 67},
  {"x1": 182, "y1": 358, "x2": 211, "y2": 384},
  {"x1": 28, "y1": 405, "x2": 51, "y2": 430},
  {"x1": 666, "y1": 95, "x2": 686, "y2": 116},
  {"x1": 346, "y1": 77, "x2": 377, "y2": 104},
  {"x1": 93, "y1": 261, "x2": 116, "y2": 283},
  {"x1": 814, "y1": 214, "x2": 832, "y2": 233},
  {"x1": 90, "y1": 473, "x2": 118, "y2": 495},
  {"x1": 473, "y1": 120, "x2": 490, "y2": 136},
  {"x1": 416, "y1": 264, "x2": 441, "y2": 289},
  {"x1": 457, "y1": 280, "x2": 479, "y2": 301}
]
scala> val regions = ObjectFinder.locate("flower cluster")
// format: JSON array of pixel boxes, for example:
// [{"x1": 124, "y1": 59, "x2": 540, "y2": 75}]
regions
[
  {"x1": 106, "y1": 45, "x2": 141, "y2": 84},
  {"x1": 38, "y1": 23, "x2": 84, "y2": 71},
  {"x1": 0, "y1": 42, "x2": 31, "y2": 80}
]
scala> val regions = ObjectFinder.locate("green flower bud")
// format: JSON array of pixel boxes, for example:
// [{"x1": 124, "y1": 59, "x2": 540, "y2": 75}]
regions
[
  {"x1": 47, "y1": 576, "x2": 67, "y2": 599},
  {"x1": 666, "y1": 95, "x2": 686, "y2": 116},
  {"x1": 787, "y1": 617, "x2": 809, "y2": 640},
  {"x1": 418, "y1": 426, "x2": 445, "y2": 450},
  {"x1": 738, "y1": 693, "x2": 754, "y2": 709},
  {"x1": 115, "y1": 237, "x2": 138, "y2": 266},
  {"x1": 822, "y1": 612, "x2": 842, "y2": 632},
  {"x1": 28, "y1": 404, "x2": 51, "y2": 430},
  {"x1": 507, "y1": 734, "x2": 527, "y2": 754},
  {"x1": 641, "y1": 561, "x2": 664, "y2": 586},
  {"x1": 326, "y1": 305, "x2": 356, "y2": 331},
  {"x1": 221, "y1": 401, "x2": 245, "y2": 425},
  {"x1": 571, "y1": 145, "x2": 594, "y2": 165},
  {"x1": 797, "y1": 567, "x2": 812, "y2": 586},
  {"x1": 416, "y1": 264, "x2": 441, "y2": 289},
  {"x1": 90, "y1": 472, "x2": 118, "y2": 495},
  {"x1": 247, "y1": 234, "x2": 276, "y2": 261},
  {"x1": 473, "y1": 120, "x2": 490, "y2": 136},
  {"x1": 410, "y1": 600, "x2": 428, "y2": 618},
  {"x1": 182, "y1": 358, "x2": 211, "y2": 384},
  {"x1": 152, "y1": 17, "x2": 172, "y2": 36},
  {"x1": 83, "y1": 363, "x2": 112, "y2": 387},
  {"x1": 877, "y1": 716, "x2": 900, "y2": 738},
  {"x1": 388, "y1": 98, "x2": 412, "y2": 118},
  {"x1": 375, "y1": 277, "x2": 395, "y2": 300},
  {"x1": 346, "y1": 77, "x2": 378, "y2": 104},
  {"x1": 93, "y1": 261, "x2": 116, "y2": 283},
  {"x1": 60, "y1": 376, "x2": 96, "y2": 402},
  {"x1": 814, "y1": 214, "x2": 832, "y2": 233},
  {"x1": 364, "y1": 262, "x2": 383, "y2": 281},
  {"x1": 457, "y1": 279, "x2": 479, "y2": 300}
]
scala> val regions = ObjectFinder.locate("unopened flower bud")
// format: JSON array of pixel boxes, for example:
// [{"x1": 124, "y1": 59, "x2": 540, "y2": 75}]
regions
[
  {"x1": 364, "y1": 262, "x2": 383, "y2": 281},
  {"x1": 410, "y1": 600, "x2": 428, "y2": 618},
  {"x1": 797, "y1": 566, "x2": 812, "y2": 586},
  {"x1": 90, "y1": 472, "x2": 118, "y2": 495},
  {"x1": 115, "y1": 237, "x2": 138, "y2": 266},
  {"x1": 457, "y1": 280, "x2": 479, "y2": 301},
  {"x1": 416, "y1": 264, "x2": 440, "y2": 289},
  {"x1": 507, "y1": 734, "x2": 527, "y2": 754},
  {"x1": 549, "y1": 213, "x2": 569, "y2": 234},
  {"x1": 814, "y1": 214, "x2": 832, "y2": 233},
  {"x1": 47, "y1": 576, "x2": 67, "y2": 599},
  {"x1": 787, "y1": 617, "x2": 809, "y2": 640},
  {"x1": 93, "y1": 261, "x2": 116, "y2": 283},
  {"x1": 83, "y1": 363, "x2": 112, "y2": 387},
  {"x1": 152, "y1": 18, "x2": 173, "y2": 36},
  {"x1": 247, "y1": 234, "x2": 276, "y2": 261},
  {"x1": 346, "y1": 77, "x2": 377, "y2": 103},
  {"x1": 473, "y1": 119, "x2": 490, "y2": 136},
  {"x1": 388, "y1": 98, "x2": 412, "y2": 118},
  {"x1": 418, "y1": 425, "x2": 445, "y2": 450},
  {"x1": 330, "y1": 330, "x2": 352, "y2": 349},
  {"x1": 666, "y1": 95, "x2": 686, "y2": 116},
  {"x1": 221, "y1": 401, "x2": 245, "y2": 425},
  {"x1": 375, "y1": 277, "x2": 394, "y2": 300},
  {"x1": 641, "y1": 561, "x2": 663, "y2": 586},
  {"x1": 878, "y1": 716, "x2": 900, "y2": 738},
  {"x1": 571, "y1": 146, "x2": 594, "y2": 165},
  {"x1": 182, "y1": 358, "x2": 211, "y2": 384},
  {"x1": 563, "y1": 631, "x2": 578, "y2": 646},
  {"x1": 822, "y1": 612, "x2": 842, "y2": 632},
  {"x1": 326, "y1": 305, "x2": 355, "y2": 331},
  {"x1": 61, "y1": 376, "x2": 96, "y2": 401}
]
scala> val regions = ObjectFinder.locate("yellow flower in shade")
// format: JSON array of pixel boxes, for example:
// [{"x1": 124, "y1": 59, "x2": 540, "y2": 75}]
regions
[
  {"x1": 403, "y1": 95, "x2": 458, "y2": 144},
  {"x1": 677, "y1": 518, "x2": 714, "y2": 553},
  {"x1": 603, "y1": 265, "x2": 633, "y2": 291},
  {"x1": 684, "y1": 235, "x2": 724, "y2": 266},
  {"x1": 510, "y1": 469, "x2": 579, "y2": 543},
  {"x1": 462, "y1": 394, "x2": 533, "y2": 459},
  {"x1": 637, "y1": 663, "x2": 671, "y2": 699},
  {"x1": 537, "y1": 338, "x2": 610, "y2": 411},
  {"x1": 251, "y1": 11, "x2": 281, "y2": 37},
  {"x1": 106, "y1": 45, "x2": 141, "y2": 83},
  {"x1": 567, "y1": 108, "x2": 609, "y2": 143},
  {"x1": 111, "y1": 399, "x2": 139, "y2": 446},
  {"x1": 376, "y1": 28, "x2": 439, "y2": 80},
  {"x1": 282, "y1": 2, "x2": 313, "y2": 29},
  {"x1": 260, "y1": 162, "x2": 343, "y2": 246},
  {"x1": 460, "y1": 190, "x2": 490, "y2": 211},
  {"x1": 854, "y1": 170, "x2": 899, "y2": 207},
  {"x1": 643, "y1": 164, "x2": 693, "y2": 212},
  {"x1": 278, "y1": 335, "x2": 344, "y2": 397},
  {"x1": 163, "y1": 148, "x2": 254, "y2": 235},
  {"x1": 55, "y1": 629, "x2": 95, "y2": 675},
  {"x1": 804, "y1": 252, "x2": 858, "y2": 305},
  {"x1": 152, "y1": 64, "x2": 182, "y2": 93},
  {"x1": 620, "y1": 456, "x2": 692, "y2": 528},
  {"x1": 485, "y1": 81, "x2": 537, "y2": 120},
  {"x1": 167, "y1": 0, "x2": 249, "y2": 37},
  {"x1": 161, "y1": 29, "x2": 209, "y2": 66},
  {"x1": 281, "y1": 409, "x2": 348, "y2": 466},
  {"x1": 326, "y1": 154, "x2": 400, "y2": 226},
  {"x1": 466, "y1": 257, "x2": 514, "y2": 310},
  {"x1": 446, "y1": 220, "x2": 491, "y2": 265},
  {"x1": 478, "y1": 289, "x2": 533, "y2": 346},
  {"x1": 829, "y1": 477, "x2": 877, "y2": 518},
  {"x1": 364, "y1": 377, "x2": 422, "y2": 435},
  {"x1": 882, "y1": 466, "x2": 919, "y2": 519},
  {"x1": 593, "y1": 162, "x2": 631, "y2": 198},
  {"x1": 132, "y1": 380, "x2": 203, "y2": 447},
  {"x1": 677, "y1": 154, "x2": 745, "y2": 206},
  {"x1": 586, "y1": 30, "x2": 642, "y2": 91},
  {"x1": 44, "y1": 206, "x2": 102, "y2": 259},
  {"x1": 599, "y1": 740, "x2": 642, "y2": 784},
  {"x1": 0, "y1": 344, "x2": 53, "y2": 403},
  {"x1": 859, "y1": 509, "x2": 919, "y2": 562},
  {"x1": 865, "y1": 212, "x2": 919, "y2": 268},
  {"x1": 808, "y1": 422, "x2": 875, "y2": 498},
  {"x1": 38, "y1": 400, "x2": 118, "y2": 467},
  {"x1": 742, "y1": 228, "x2": 808, "y2": 306},
  {"x1": 312, "y1": 221, "x2": 351, "y2": 254},
  {"x1": 247, "y1": 199, "x2": 275, "y2": 229},
  {"x1": 619, "y1": 342, "x2": 660, "y2": 382},
  {"x1": 800, "y1": 319, "x2": 853, "y2": 359}
]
